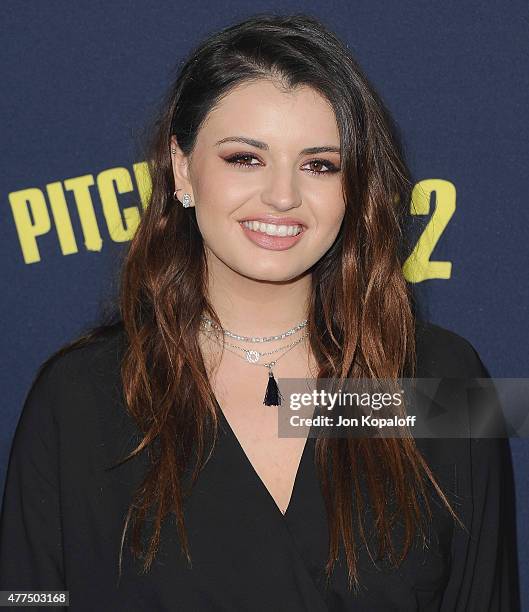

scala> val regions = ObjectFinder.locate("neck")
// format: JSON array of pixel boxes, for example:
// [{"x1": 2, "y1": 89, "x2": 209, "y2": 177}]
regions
[{"x1": 204, "y1": 256, "x2": 312, "y2": 337}]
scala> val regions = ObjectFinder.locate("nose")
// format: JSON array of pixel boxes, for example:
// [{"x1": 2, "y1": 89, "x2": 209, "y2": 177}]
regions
[{"x1": 260, "y1": 166, "x2": 302, "y2": 211}]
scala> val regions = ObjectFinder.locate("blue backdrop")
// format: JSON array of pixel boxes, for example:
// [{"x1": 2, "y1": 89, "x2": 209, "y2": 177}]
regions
[{"x1": 2, "y1": 0, "x2": 528, "y2": 606}]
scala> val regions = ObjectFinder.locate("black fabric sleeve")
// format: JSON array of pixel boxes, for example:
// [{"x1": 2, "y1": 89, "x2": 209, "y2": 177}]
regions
[
  {"x1": 441, "y1": 343, "x2": 520, "y2": 611},
  {"x1": 0, "y1": 359, "x2": 66, "y2": 592}
]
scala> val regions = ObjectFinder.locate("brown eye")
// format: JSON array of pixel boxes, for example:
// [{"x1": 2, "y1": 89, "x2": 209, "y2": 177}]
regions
[
  {"x1": 224, "y1": 153, "x2": 261, "y2": 168},
  {"x1": 304, "y1": 159, "x2": 340, "y2": 176},
  {"x1": 310, "y1": 161, "x2": 325, "y2": 172}
]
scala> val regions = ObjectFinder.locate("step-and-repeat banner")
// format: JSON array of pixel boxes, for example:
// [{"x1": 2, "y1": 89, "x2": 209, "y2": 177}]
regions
[{"x1": 2, "y1": 1, "x2": 528, "y2": 605}]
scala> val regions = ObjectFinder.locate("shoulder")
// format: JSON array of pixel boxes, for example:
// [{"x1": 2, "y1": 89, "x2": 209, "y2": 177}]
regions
[
  {"x1": 413, "y1": 321, "x2": 507, "y2": 473},
  {"x1": 44, "y1": 320, "x2": 127, "y2": 379},
  {"x1": 22, "y1": 321, "x2": 127, "y2": 428},
  {"x1": 414, "y1": 319, "x2": 489, "y2": 378},
  {"x1": 8, "y1": 322, "x2": 134, "y2": 500},
  {"x1": 39, "y1": 320, "x2": 126, "y2": 380}
]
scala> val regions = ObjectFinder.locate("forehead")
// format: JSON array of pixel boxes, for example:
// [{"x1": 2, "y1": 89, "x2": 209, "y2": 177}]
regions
[{"x1": 198, "y1": 79, "x2": 340, "y2": 145}]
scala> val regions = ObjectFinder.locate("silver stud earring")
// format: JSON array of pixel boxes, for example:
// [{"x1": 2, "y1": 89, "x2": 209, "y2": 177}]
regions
[
  {"x1": 182, "y1": 193, "x2": 192, "y2": 208},
  {"x1": 171, "y1": 148, "x2": 177, "y2": 153}
]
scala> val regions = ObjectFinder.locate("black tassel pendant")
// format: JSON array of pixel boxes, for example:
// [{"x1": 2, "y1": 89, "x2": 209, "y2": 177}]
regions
[{"x1": 263, "y1": 367, "x2": 283, "y2": 406}]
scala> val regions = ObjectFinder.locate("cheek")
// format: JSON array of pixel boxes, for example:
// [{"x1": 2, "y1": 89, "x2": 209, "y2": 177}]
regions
[
  {"x1": 313, "y1": 198, "x2": 346, "y2": 239},
  {"x1": 194, "y1": 184, "x2": 253, "y2": 231},
  {"x1": 194, "y1": 202, "x2": 242, "y2": 252}
]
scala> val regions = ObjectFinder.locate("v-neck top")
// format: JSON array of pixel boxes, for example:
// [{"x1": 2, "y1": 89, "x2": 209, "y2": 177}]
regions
[{"x1": 0, "y1": 320, "x2": 519, "y2": 611}]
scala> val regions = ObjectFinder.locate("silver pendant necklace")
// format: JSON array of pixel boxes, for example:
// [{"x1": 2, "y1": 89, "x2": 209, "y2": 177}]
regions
[
  {"x1": 199, "y1": 317, "x2": 309, "y2": 406},
  {"x1": 202, "y1": 328, "x2": 308, "y2": 364}
]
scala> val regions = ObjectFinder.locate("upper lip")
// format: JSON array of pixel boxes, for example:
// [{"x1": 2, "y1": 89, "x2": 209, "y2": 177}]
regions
[{"x1": 239, "y1": 214, "x2": 307, "y2": 227}]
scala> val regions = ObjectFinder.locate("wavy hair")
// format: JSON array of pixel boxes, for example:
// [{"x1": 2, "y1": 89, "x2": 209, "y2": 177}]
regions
[{"x1": 51, "y1": 12, "x2": 458, "y2": 590}]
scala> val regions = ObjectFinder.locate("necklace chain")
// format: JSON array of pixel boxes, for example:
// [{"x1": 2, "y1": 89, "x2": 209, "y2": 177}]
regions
[
  {"x1": 203, "y1": 328, "x2": 307, "y2": 369},
  {"x1": 200, "y1": 314, "x2": 308, "y2": 343},
  {"x1": 202, "y1": 328, "x2": 308, "y2": 366}
]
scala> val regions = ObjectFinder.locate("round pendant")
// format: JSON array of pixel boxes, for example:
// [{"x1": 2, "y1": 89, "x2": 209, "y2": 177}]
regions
[{"x1": 246, "y1": 350, "x2": 260, "y2": 363}]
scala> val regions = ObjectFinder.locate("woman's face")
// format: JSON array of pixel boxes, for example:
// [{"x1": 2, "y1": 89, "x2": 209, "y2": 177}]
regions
[{"x1": 171, "y1": 79, "x2": 346, "y2": 282}]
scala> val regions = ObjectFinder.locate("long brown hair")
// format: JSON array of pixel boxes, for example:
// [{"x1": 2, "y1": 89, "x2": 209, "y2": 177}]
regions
[{"x1": 48, "y1": 13, "x2": 458, "y2": 590}]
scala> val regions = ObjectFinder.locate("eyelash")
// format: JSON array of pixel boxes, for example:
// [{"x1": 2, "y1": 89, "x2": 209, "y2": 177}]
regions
[{"x1": 224, "y1": 153, "x2": 340, "y2": 176}]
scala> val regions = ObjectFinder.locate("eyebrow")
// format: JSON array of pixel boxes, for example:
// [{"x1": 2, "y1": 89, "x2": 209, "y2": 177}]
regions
[{"x1": 214, "y1": 136, "x2": 341, "y2": 156}]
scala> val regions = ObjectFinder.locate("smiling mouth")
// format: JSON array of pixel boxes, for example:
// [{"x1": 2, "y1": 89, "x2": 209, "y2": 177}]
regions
[{"x1": 239, "y1": 220, "x2": 305, "y2": 237}]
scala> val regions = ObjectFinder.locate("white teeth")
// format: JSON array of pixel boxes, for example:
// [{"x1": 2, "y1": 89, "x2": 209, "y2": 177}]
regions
[{"x1": 241, "y1": 220, "x2": 303, "y2": 236}]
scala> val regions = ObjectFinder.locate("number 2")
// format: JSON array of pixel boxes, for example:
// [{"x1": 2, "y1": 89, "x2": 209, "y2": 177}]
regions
[{"x1": 403, "y1": 179, "x2": 455, "y2": 282}]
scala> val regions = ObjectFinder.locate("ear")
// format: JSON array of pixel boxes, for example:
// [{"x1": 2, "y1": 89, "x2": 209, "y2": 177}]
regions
[{"x1": 170, "y1": 135, "x2": 195, "y2": 206}]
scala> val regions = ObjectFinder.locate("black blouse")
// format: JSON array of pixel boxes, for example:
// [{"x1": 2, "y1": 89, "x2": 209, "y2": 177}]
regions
[{"x1": 0, "y1": 320, "x2": 519, "y2": 611}]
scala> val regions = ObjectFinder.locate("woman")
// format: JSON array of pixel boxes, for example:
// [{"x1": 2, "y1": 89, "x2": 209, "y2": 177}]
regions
[{"x1": 0, "y1": 12, "x2": 518, "y2": 611}]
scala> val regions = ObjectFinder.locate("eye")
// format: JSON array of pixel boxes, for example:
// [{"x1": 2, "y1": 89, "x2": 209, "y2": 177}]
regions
[
  {"x1": 302, "y1": 159, "x2": 341, "y2": 176},
  {"x1": 224, "y1": 153, "x2": 262, "y2": 169}
]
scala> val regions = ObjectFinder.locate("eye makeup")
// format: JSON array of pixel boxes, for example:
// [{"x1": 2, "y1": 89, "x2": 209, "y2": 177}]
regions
[{"x1": 223, "y1": 153, "x2": 341, "y2": 176}]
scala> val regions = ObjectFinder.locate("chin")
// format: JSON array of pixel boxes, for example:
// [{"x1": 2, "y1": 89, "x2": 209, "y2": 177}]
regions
[{"x1": 238, "y1": 263, "x2": 309, "y2": 283}]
